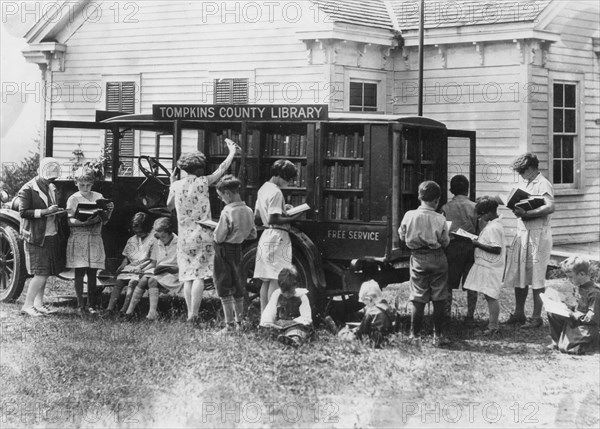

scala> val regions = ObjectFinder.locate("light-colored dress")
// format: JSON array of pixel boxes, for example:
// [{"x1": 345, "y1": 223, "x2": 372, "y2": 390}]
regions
[
  {"x1": 169, "y1": 165, "x2": 230, "y2": 281},
  {"x1": 464, "y1": 218, "x2": 506, "y2": 299},
  {"x1": 66, "y1": 191, "x2": 105, "y2": 269},
  {"x1": 148, "y1": 234, "x2": 182, "y2": 293},
  {"x1": 117, "y1": 234, "x2": 155, "y2": 280},
  {"x1": 254, "y1": 182, "x2": 293, "y2": 280},
  {"x1": 504, "y1": 173, "x2": 553, "y2": 289}
]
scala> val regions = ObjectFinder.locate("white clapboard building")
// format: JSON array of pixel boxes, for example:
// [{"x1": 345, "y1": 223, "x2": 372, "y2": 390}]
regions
[{"x1": 21, "y1": 0, "x2": 600, "y2": 246}]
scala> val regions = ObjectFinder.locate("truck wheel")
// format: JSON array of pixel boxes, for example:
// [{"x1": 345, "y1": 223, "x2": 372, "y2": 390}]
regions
[
  {"x1": 0, "y1": 223, "x2": 27, "y2": 302},
  {"x1": 241, "y1": 242, "x2": 325, "y2": 320}
]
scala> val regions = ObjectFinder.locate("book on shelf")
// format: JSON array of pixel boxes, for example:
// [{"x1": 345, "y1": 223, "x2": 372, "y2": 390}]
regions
[
  {"x1": 326, "y1": 132, "x2": 364, "y2": 158},
  {"x1": 506, "y1": 188, "x2": 545, "y2": 211},
  {"x1": 264, "y1": 133, "x2": 307, "y2": 157},
  {"x1": 286, "y1": 203, "x2": 311, "y2": 216},
  {"x1": 208, "y1": 129, "x2": 241, "y2": 155},
  {"x1": 451, "y1": 228, "x2": 478, "y2": 241},
  {"x1": 74, "y1": 202, "x2": 107, "y2": 222}
]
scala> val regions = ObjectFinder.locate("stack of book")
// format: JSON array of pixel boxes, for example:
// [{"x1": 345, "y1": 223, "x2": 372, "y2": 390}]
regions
[
  {"x1": 263, "y1": 134, "x2": 307, "y2": 157},
  {"x1": 506, "y1": 188, "x2": 545, "y2": 211},
  {"x1": 325, "y1": 132, "x2": 364, "y2": 158},
  {"x1": 325, "y1": 195, "x2": 363, "y2": 220},
  {"x1": 324, "y1": 163, "x2": 363, "y2": 189}
]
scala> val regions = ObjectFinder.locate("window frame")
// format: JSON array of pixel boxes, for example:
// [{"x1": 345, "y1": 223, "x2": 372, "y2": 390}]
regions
[
  {"x1": 344, "y1": 68, "x2": 386, "y2": 113},
  {"x1": 548, "y1": 72, "x2": 585, "y2": 194}
]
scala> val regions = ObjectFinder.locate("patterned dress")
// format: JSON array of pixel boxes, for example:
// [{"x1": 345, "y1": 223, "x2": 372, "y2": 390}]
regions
[
  {"x1": 66, "y1": 191, "x2": 106, "y2": 270},
  {"x1": 169, "y1": 167, "x2": 230, "y2": 281}
]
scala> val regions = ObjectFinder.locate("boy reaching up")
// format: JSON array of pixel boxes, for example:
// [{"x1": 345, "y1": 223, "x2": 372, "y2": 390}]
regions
[{"x1": 399, "y1": 181, "x2": 451, "y2": 346}]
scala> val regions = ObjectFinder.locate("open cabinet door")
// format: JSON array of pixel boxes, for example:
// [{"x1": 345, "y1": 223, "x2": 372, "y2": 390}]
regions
[{"x1": 446, "y1": 129, "x2": 477, "y2": 201}]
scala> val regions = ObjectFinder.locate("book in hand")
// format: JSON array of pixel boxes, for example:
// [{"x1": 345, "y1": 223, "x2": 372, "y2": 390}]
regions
[
  {"x1": 197, "y1": 219, "x2": 218, "y2": 229},
  {"x1": 451, "y1": 228, "x2": 478, "y2": 241},
  {"x1": 74, "y1": 203, "x2": 105, "y2": 221},
  {"x1": 261, "y1": 320, "x2": 303, "y2": 330},
  {"x1": 540, "y1": 293, "x2": 571, "y2": 318},
  {"x1": 506, "y1": 188, "x2": 545, "y2": 211},
  {"x1": 286, "y1": 203, "x2": 311, "y2": 216}
]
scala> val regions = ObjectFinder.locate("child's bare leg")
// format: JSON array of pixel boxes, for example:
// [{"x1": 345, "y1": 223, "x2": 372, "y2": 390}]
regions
[
  {"x1": 188, "y1": 278, "x2": 205, "y2": 321},
  {"x1": 432, "y1": 300, "x2": 446, "y2": 338},
  {"x1": 120, "y1": 279, "x2": 138, "y2": 313},
  {"x1": 260, "y1": 279, "x2": 278, "y2": 313},
  {"x1": 126, "y1": 277, "x2": 149, "y2": 315},
  {"x1": 410, "y1": 301, "x2": 425, "y2": 338},
  {"x1": 147, "y1": 278, "x2": 160, "y2": 320},
  {"x1": 485, "y1": 294, "x2": 500, "y2": 330},
  {"x1": 107, "y1": 280, "x2": 126, "y2": 311},
  {"x1": 74, "y1": 268, "x2": 86, "y2": 309}
]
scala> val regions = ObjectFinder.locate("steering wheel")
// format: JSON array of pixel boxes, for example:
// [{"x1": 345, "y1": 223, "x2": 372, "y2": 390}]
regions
[{"x1": 137, "y1": 156, "x2": 172, "y2": 189}]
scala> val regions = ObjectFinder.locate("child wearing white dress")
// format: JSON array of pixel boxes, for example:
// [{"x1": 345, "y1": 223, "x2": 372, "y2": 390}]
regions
[
  {"x1": 106, "y1": 212, "x2": 154, "y2": 313},
  {"x1": 463, "y1": 196, "x2": 506, "y2": 335},
  {"x1": 125, "y1": 217, "x2": 181, "y2": 320},
  {"x1": 66, "y1": 166, "x2": 114, "y2": 314}
]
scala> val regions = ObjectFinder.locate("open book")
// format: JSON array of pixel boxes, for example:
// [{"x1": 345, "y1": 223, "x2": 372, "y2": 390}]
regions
[
  {"x1": 74, "y1": 203, "x2": 104, "y2": 221},
  {"x1": 286, "y1": 203, "x2": 311, "y2": 216},
  {"x1": 506, "y1": 188, "x2": 545, "y2": 211},
  {"x1": 197, "y1": 219, "x2": 218, "y2": 229},
  {"x1": 540, "y1": 293, "x2": 571, "y2": 318},
  {"x1": 451, "y1": 228, "x2": 478, "y2": 241}
]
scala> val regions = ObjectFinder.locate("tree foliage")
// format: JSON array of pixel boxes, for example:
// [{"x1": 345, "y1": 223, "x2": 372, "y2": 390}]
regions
[{"x1": 0, "y1": 151, "x2": 40, "y2": 198}]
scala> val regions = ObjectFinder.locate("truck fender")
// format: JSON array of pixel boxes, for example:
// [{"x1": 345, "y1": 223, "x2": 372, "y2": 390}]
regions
[{"x1": 289, "y1": 227, "x2": 326, "y2": 289}]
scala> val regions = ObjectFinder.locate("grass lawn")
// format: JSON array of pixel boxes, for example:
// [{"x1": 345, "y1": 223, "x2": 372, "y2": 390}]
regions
[{"x1": 1, "y1": 276, "x2": 599, "y2": 428}]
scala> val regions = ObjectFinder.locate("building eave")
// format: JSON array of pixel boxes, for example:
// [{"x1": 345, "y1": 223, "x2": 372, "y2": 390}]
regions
[{"x1": 297, "y1": 23, "x2": 396, "y2": 47}]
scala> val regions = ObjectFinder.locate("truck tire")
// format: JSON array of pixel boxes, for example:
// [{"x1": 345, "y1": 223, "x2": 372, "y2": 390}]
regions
[
  {"x1": 241, "y1": 241, "x2": 325, "y2": 321},
  {"x1": 0, "y1": 223, "x2": 27, "y2": 302}
]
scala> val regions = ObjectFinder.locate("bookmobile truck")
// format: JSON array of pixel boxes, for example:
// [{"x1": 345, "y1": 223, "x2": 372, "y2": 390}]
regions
[{"x1": 0, "y1": 104, "x2": 476, "y2": 316}]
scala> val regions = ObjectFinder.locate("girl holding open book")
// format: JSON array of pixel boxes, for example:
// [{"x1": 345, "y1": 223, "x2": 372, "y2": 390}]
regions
[
  {"x1": 66, "y1": 166, "x2": 114, "y2": 314},
  {"x1": 463, "y1": 196, "x2": 506, "y2": 335}
]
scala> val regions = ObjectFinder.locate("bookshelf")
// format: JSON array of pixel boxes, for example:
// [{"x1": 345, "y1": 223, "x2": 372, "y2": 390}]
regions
[{"x1": 321, "y1": 124, "x2": 366, "y2": 221}]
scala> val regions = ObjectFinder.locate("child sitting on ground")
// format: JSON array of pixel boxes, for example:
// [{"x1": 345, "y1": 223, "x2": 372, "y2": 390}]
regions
[
  {"x1": 339, "y1": 280, "x2": 397, "y2": 348},
  {"x1": 260, "y1": 266, "x2": 312, "y2": 347},
  {"x1": 546, "y1": 256, "x2": 600, "y2": 355},
  {"x1": 213, "y1": 175, "x2": 257, "y2": 332},
  {"x1": 398, "y1": 180, "x2": 451, "y2": 346},
  {"x1": 462, "y1": 196, "x2": 506, "y2": 335},
  {"x1": 106, "y1": 212, "x2": 154, "y2": 313},
  {"x1": 124, "y1": 217, "x2": 180, "y2": 320}
]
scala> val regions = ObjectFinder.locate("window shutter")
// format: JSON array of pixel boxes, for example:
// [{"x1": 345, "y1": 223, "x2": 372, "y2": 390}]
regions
[
  {"x1": 214, "y1": 78, "x2": 249, "y2": 104},
  {"x1": 105, "y1": 81, "x2": 136, "y2": 176}
]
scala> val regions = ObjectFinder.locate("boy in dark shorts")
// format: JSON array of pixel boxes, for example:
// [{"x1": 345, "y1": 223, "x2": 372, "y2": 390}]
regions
[
  {"x1": 399, "y1": 181, "x2": 451, "y2": 346},
  {"x1": 441, "y1": 175, "x2": 478, "y2": 321},
  {"x1": 213, "y1": 175, "x2": 257, "y2": 332}
]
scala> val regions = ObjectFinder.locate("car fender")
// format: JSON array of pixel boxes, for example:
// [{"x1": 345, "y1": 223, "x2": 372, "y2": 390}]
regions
[
  {"x1": 289, "y1": 227, "x2": 326, "y2": 289},
  {"x1": 0, "y1": 209, "x2": 21, "y2": 231}
]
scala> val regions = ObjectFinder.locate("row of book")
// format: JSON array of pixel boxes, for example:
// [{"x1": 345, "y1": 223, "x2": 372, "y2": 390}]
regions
[
  {"x1": 288, "y1": 162, "x2": 307, "y2": 188},
  {"x1": 401, "y1": 137, "x2": 437, "y2": 162},
  {"x1": 263, "y1": 133, "x2": 307, "y2": 157},
  {"x1": 207, "y1": 129, "x2": 242, "y2": 155},
  {"x1": 324, "y1": 163, "x2": 363, "y2": 190},
  {"x1": 401, "y1": 165, "x2": 437, "y2": 192},
  {"x1": 324, "y1": 195, "x2": 363, "y2": 221},
  {"x1": 326, "y1": 132, "x2": 364, "y2": 159}
]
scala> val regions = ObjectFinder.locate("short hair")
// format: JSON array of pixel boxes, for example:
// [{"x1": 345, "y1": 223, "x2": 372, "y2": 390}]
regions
[
  {"x1": 271, "y1": 159, "x2": 297, "y2": 182},
  {"x1": 177, "y1": 151, "x2": 206, "y2": 174},
  {"x1": 73, "y1": 166, "x2": 95, "y2": 183},
  {"x1": 512, "y1": 153, "x2": 539, "y2": 173},
  {"x1": 449, "y1": 175, "x2": 469, "y2": 196},
  {"x1": 475, "y1": 196, "x2": 499, "y2": 216},
  {"x1": 418, "y1": 181, "x2": 441, "y2": 202},
  {"x1": 358, "y1": 280, "x2": 382, "y2": 303},
  {"x1": 560, "y1": 256, "x2": 590, "y2": 275},
  {"x1": 216, "y1": 175, "x2": 241, "y2": 193},
  {"x1": 153, "y1": 217, "x2": 174, "y2": 234},
  {"x1": 278, "y1": 266, "x2": 300, "y2": 293},
  {"x1": 131, "y1": 212, "x2": 153, "y2": 233}
]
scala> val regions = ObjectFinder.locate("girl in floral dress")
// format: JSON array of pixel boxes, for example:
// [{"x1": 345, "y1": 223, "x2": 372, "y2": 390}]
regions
[{"x1": 167, "y1": 138, "x2": 238, "y2": 322}]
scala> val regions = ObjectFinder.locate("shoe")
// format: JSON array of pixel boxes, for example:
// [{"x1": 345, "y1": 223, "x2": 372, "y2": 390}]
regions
[
  {"x1": 546, "y1": 343, "x2": 558, "y2": 351},
  {"x1": 277, "y1": 334, "x2": 300, "y2": 347},
  {"x1": 501, "y1": 314, "x2": 526, "y2": 325},
  {"x1": 324, "y1": 316, "x2": 339, "y2": 335},
  {"x1": 432, "y1": 335, "x2": 452, "y2": 347},
  {"x1": 407, "y1": 335, "x2": 422, "y2": 347},
  {"x1": 521, "y1": 318, "x2": 543, "y2": 329},
  {"x1": 146, "y1": 312, "x2": 158, "y2": 321},
  {"x1": 87, "y1": 307, "x2": 99, "y2": 315},
  {"x1": 482, "y1": 328, "x2": 501, "y2": 337},
  {"x1": 21, "y1": 307, "x2": 44, "y2": 317},
  {"x1": 35, "y1": 304, "x2": 57, "y2": 315},
  {"x1": 463, "y1": 315, "x2": 476, "y2": 326}
]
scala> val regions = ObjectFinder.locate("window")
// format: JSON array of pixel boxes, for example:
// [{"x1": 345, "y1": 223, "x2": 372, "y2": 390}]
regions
[
  {"x1": 106, "y1": 81, "x2": 136, "y2": 176},
  {"x1": 214, "y1": 78, "x2": 249, "y2": 104},
  {"x1": 552, "y1": 82, "x2": 577, "y2": 185},
  {"x1": 349, "y1": 81, "x2": 378, "y2": 112}
]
